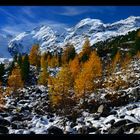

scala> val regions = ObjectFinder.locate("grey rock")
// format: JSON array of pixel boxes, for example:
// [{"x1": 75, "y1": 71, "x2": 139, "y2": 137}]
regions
[
  {"x1": 0, "y1": 113, "x2": 9, "y2": 117},
  {"x1": 0, "y1": 125, "x2": 9, "y2": 134},
  {"x1": 113, "y1": 119, "x2": 132, "y2": 127},
  {"x1": 97, "y1": 105, "x2": 104, "y2": 113},
  {"x1": 0, "y1": 118, "x2": 11, "y2": 126},
  {"x1": 47, "y1": 126, "x2": 63, "y2": 134}
]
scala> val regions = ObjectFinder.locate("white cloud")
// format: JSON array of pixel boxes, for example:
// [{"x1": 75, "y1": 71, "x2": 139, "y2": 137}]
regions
[
  {"x1": 20, "y1": 6, "x2": 37, "y2": 19},
  {"x1": 1, "y1": 26, "x2": 21, "y2": 35},
  {"x1": 0, "y1": 7, "x2": 17, "y2": 20},
  {"x1": 58, "y1": 7, "x2": 88, "y2": 16},
  {"x1": 56, "y1": 6, "x2": 117, "y2": 16},
  {"x1": 91, "y1": 6, "x2": 117, "y2": 14}
]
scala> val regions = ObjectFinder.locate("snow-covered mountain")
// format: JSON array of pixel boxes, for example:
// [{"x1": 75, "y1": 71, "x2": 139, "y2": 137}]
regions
[
  {"x1": 8, "y1": 25, "x2": 67, "y2": 56},
  {"x1": 2, "y1": 16, "x2": 140, "y2": 57},
  {"x1": 0, "y1": 33, "x2": 13, "y2": 58}
]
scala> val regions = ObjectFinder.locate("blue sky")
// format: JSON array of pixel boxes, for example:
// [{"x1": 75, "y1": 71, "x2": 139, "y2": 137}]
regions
[{"x1": 0, "y1": 6, "x2": 140, "y2": 35}]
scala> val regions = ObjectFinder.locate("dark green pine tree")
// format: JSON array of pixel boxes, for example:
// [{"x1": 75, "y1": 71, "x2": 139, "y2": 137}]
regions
[
  {"x1": 79, "y1": 38, "x2": 91, "y2": 63},
  {"x1": 134, "y1": 37, "x2": 140, "y2": 54},
  {"x1": 111, "y1": 46, "x2": 118, "y2": 59},
  {"x1": 21, "y1": 54, "x2": 30, "y2": 82},
  {"x1": 62, "y1": 44, "x2": 76, "y2": 64},
  {"x1": 17, "y1": 54, "x2": 22, "y2": 68},
  {"x1": 68, "y1": 45, "x2": 76, "y2": 62},
  {"x1": 8, "y1": 57, "x2": 16, "y2": 76},
  {"x1": 130, "y1": 30, "x2": 140, "y2": 56},
  {"x1": 58, "y1": 54, "x2": 62, "y2": 67},
  {"x1": 0, "y1": 63, "x2": 5, "y2": 83},
  {"x1": 13, "y1": 54, "x2": 17, "y2": 62}
]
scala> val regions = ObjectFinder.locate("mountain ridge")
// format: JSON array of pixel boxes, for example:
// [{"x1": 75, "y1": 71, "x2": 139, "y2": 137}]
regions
[{"x1": 1, "y1": 16, "x2": 140, "y2": 58}]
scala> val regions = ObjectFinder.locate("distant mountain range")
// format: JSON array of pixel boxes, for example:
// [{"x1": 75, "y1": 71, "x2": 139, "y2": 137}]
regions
[{"x1": 1, "y1": 16, "x2": 140, "y2": 58}]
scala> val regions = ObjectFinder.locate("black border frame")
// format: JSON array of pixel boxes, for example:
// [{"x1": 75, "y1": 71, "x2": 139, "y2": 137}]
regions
[
  {"x1": 0, "y1": 0, "x2": 140, "y2": 6},
  {"x1": 0, "y1": 0, "x2": 140, "y2": 139}
]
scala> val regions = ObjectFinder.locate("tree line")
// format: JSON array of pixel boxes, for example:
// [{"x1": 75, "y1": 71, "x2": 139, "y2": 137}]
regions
[{"x1": 0, "y1": 33, "x2": 140, "y2": 113}]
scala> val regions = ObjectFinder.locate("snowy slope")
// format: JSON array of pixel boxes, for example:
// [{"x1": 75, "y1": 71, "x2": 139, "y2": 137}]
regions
[
  {"x1": 8, "y1": 25, "x2": 67, "y2": 56},
  {"x1": 0, "y1": 42, "x2": 140, "y2": 134},
  {"x1": 2, "y1": 57, "x2": 140, "y2": 134},
  {"x1": 2, "y1": 16, "x2": 140, "y2": 56},
  {"x1": 0, "y1": 33, "x2": 13, "y2": 58}
]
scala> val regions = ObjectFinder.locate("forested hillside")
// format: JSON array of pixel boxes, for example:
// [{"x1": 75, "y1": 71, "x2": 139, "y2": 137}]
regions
[{"x1": 0, "y1": 28, "x2": 140, "y2": 134}]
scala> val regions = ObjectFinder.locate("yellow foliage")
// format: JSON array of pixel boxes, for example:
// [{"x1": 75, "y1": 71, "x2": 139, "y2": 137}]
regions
[
  {"x1": 22, "y1": 55, "x2": 25, "y2": 61},
  {"x1": 41, "y1": 53, "x2": 47, "y2": 69},
  {"x1": 5, "y1": 87, "x2": 12, "y2": 97},
  {"x1": 0, "y1": 86, "x2": 5, "y2": 111},
  {"x1": 49, "y1": 66, "x2": 73, "y2": 108},
  {"x1": 136, "y1": 51, "x2": 140, "y2": 59},
  {"x1": 7, "y1": 66, "x2": 24, "y2": 93},
  {"x1": 121, "y1": 53, "x2": 132, "y2": 69},
  {"x1": 29, "y1": 44, "x2": 40, "y2": 66},
  {"x1": 111, "y1": 51, "x2": 121, "y2": 72},
  {"x1": 137, "y1": 30, "x2": 140, "y2": 38},
  {"x1": 50, "y1": 56, "x2": 58, "y2": 68},
  {"x1": 74, "y1": 70, "x2": 94, "y2": 99},
  {"x1": 83, "y1": 51, "x2": 102, "y2": 78},
  {"x1": 82, "y1": 38, "x2": 91, "y2": 53},
  {"x1": 38, "y1": 69, "x2": 49, "y2": 86},
  {"x1": 47, "y1": 54, "x2": 51, "y2": 67},
  {"x1": 74, "y1": 51, "x2": 102, "y2": 100},
  {"x1": 69, "y1": 56, "x2": 81, "y2": 79}
]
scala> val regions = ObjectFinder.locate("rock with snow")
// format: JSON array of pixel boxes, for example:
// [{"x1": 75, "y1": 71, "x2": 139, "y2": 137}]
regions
[{"x1": 1, "y1": 57, "x2": 140, "y2": 134}]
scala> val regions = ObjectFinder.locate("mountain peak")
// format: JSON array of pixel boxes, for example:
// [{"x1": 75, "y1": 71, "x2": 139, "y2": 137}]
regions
[
  {"x1": 76, "y1": 18, "x2": 103, "y2": 28},
  {"x1": 32, "y1": 25, "x2": 51, "y2": 32},
  {"x1": 111, "y1": 16, "x2": 140, "y2": 26},
  {"x1": 79, "y1": 18, "x2": 102, "y2": 23},
  {"x1": 127, "y1": 16, "x2": 140, "y2": 20}
]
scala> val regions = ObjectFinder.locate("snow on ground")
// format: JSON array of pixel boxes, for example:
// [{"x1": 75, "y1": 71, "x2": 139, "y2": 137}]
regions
[
  {"x1": 0, "y1": 58, "x2": 140, "y2": 134},
  {"x1": 1, "y1": 81, "x2": 140, "y2": 134}
]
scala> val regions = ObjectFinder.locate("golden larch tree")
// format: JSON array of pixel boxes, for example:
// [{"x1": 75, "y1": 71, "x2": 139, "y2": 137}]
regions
[
  {"x1": 136, "y1": 51, "x2": 140, "y2": 59},
  {"x1": 38, "y1": 68, "x2": 49, "y2": 86},
  {"x1": 7, "y1": 64, "x2": 24, "y2": 94},
  {"x1": 0, "y1": 82, "x2": 5, "y2": 110},
  {"x1": 121, "y1": 53, "x2": 132, "y2": 69},
  {"x1": 49, "y1": 66, "x2": 74, "y2": 113},
  {"x1": 111, "y1": 51, "x2": 121, "y2": 72},
  {"x1": 69, "y1": 56, "x2": 81, "y2": 80},
  {"x1": 47, "y1": 53, "x2": 52, "y2": 67},
  {"x1": 38, "y1": 53, "x2": 49, "y2": 86},
  {"x1": 41, "y1": 53, "x2": 47, "y2": 69},
  {"x1": 78, "y1": 38, "x2": 91, "y2": 63},
  {"x1": 29, "y1": 44, "x2": 40, "y2": 67},
  {"x1": 74, "y1": 51, "x2": 102, "y2": 102},
  {"x1": 50, "y1": 55, "x2": 58, "y2": 68}
]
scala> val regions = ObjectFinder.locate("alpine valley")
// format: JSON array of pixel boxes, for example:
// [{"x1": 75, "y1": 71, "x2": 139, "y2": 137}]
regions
[{"x1": 0, "y1": 15, "x2": 140, "y2": 134}]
